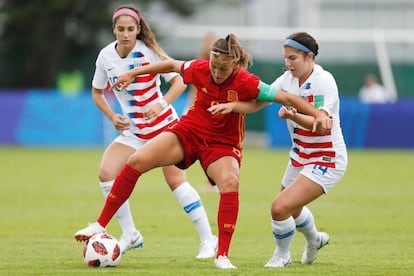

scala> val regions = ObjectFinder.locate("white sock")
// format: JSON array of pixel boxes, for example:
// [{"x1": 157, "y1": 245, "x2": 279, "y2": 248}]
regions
[
  {"x1": 100, "y1": 180, "x2": 137, "y2": 235},
  {"x1": 295, "y1": 206, "x2": 319, "y2": 246},
  {"x1": 271, "y1": 216, "x2": 295, "y2": 258},
  {"x1": 172, "y1": 181, "x2": 213, "y2": 243}
]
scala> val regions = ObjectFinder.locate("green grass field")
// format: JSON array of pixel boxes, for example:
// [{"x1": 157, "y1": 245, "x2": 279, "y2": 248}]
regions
[{"x1": 1, "y1": 146, "x2": 413, "y2": 275}]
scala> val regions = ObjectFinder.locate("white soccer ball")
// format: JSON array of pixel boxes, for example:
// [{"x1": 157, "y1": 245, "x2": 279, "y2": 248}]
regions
[{"x1": 83, "y1": 233, "x2": 121, "y2": 267}]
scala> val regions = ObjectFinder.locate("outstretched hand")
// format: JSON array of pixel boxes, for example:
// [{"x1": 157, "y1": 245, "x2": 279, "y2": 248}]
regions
[{"x1": 111, "y1": 72, "x2": 135, "y2": 91}]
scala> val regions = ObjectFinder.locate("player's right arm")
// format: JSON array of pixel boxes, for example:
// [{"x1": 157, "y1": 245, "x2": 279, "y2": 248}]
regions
[
  {"x1": 111, "y1": 60, "x2": 185, "y2": 91},
  {"x1": 92, "y1": 87, "x2": 129, "y2": 132},
  {"x1": 256, "y1": 81, "x2": 332, "y2": 134}
]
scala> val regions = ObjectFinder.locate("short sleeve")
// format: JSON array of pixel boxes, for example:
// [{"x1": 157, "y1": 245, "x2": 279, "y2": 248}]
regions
[
  {"x1": 91, "y1": 52, "x2": 108, "y2": 89},
  {"x1": 318, "y1": 74, "x2": 339, "y2": 115},
  {"x1": 238, "y1": 71, "x2": 261, "y2": 100},
  {"x1": 181, "y1": 60, "x2": 196, "y2": 85}
]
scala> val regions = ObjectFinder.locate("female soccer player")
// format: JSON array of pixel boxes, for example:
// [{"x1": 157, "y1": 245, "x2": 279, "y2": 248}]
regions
[
  {"x1": 210, "y1": 32, "x2": 348, "y2": 268},
  {"x1": 75, "y1": 33, "x2": 332, "y2": 269},
  {"x1": 84, "y1": 5, "x2": 217, "y2": 259},
  {"x1": 263, "y1": 32, "x2": 348, "y2": 268}
]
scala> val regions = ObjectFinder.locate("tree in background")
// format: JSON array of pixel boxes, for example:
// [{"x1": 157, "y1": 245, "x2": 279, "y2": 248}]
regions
[{"x1": 0, "y1": 0, "x2": 194, "y2": 89}]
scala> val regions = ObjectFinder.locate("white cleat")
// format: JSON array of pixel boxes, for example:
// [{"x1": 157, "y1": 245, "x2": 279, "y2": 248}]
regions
[
  {"x1": 214, "y1": 255, "x2": 237, "y2": 269},
  {"x1": 264, "y1": 254, "x2": 291, "y2": 268},
  {"x1": 119, "y1": 231, "x2": 144, "y2": 254},
  {"x1": 302, "y1": 232, "x2": 330, "y2": 264},
  {"x1": 196, "y1": 236, "x2": 217, "y2": 259},
  {"x1": 74, "y1": 222, "x2": 105, "y2": 242}
]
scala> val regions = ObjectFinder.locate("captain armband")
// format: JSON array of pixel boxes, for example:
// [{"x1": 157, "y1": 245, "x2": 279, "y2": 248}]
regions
[{"x1": 257, "y1": 81, "x2": 278, "y2": 102}]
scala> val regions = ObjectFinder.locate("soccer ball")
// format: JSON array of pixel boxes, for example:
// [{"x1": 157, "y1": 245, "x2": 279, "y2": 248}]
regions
[{"x1": 83, "y1": 233, "x2": 121, "y2": 267}]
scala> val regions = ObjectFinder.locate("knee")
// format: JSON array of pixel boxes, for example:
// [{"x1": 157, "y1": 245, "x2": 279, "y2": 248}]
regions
[
  {"x1": 218, "y1": 173, "x2": 239, "y2": 193},
  {"x1": 98, "y1": 167, "x2": 113, "y2": 182},
  {"x1": 127, "y1": 153, "x2": 151, "y2": 173},
  {"x1": 166, "y1": 174, "x2": 186, "y2": 191},
  {"x1": 270, "y1": 200, "x2": 290, "y2": 221}
]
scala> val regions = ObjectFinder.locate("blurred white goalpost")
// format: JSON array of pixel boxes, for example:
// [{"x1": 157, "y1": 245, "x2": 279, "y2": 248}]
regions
[{"x1": 170, "y1": 24, "x2": 414, "y2": 102}]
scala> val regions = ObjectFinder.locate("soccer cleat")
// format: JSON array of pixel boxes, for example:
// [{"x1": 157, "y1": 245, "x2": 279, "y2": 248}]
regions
[
  {"x1": 196, "y1": 236, "x2": 218, "y2": 259},
  {"x1": 74, "y1": 222, "x2": 106, "y2": 242},
  {"x1": 214, "y1": 255, "x2": 237, "y2": 269},
  {"x1": 301, "y1": 232, "x2": 330, "y2": 264},
  {"x1": 264, "y1": 254, "x2": 291, "y2": 268},
  {"x1": 119, "y1": 231, "x2": 144, "y2": 254}
]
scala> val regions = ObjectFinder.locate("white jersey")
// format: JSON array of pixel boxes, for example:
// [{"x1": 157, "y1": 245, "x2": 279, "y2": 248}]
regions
[
  {"x1": 272, "y1": 64, "x2": 347, "y2": 170},
  {"x1": 92, "y1": 40, "x2": 179, "y2": 140}
]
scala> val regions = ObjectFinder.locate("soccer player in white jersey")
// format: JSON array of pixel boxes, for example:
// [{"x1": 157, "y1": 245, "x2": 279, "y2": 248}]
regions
[
  {"x1": 262, "y1": 32, "x2": 347, "y2": 268},
  {"x1": 80, "y1": 4, "x2": 217, "y2": 258},
  {"x1": 207, "y1": 32, "x2": 347, "y2": 268}
]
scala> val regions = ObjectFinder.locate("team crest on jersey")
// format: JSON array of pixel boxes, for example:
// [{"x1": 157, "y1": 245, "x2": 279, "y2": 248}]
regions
[
  {"x1": 201, "y1": 87, "x2": 208, "y2": 93},
  {"x1": 130, "y1": 51, "x2": 145, "y2": 68},
  {"x1": 132, "y1": 59, "x2": 144, "y2": 68},
  {"x1": 227, "y1": 90, "x2": 238, "y2": 101}
]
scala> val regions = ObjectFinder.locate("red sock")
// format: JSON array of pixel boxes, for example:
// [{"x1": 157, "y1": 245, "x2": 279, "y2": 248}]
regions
[
  {"x1": 216, "y1": 191, "x2": 239, "y2": 257},
  {"x1": 97, "y1": 164, "x2": 141, "y2": 227}
]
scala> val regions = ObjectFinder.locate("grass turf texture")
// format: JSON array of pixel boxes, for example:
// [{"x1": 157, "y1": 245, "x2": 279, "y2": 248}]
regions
[{"x1": 0, "y1": 146, "x2": 413, "y2": 275}]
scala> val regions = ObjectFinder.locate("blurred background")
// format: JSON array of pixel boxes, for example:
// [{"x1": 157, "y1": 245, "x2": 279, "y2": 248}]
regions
[{"x1": 1, "y1": 0, "x2": 413, "y2": 148}]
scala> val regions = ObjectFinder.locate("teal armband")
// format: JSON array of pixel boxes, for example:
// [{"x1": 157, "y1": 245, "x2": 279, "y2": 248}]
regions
[{"x1": 257, "y1": 81, "x2": 278, "y2": 102}]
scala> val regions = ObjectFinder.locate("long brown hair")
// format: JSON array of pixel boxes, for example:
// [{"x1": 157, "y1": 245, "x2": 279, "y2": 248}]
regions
[
  {"x1": 211, "y1": 33, "x2": 252, "y2": 69},
  {"x1": 112, "y1": 5, "x2": 170, "y2": 60}
]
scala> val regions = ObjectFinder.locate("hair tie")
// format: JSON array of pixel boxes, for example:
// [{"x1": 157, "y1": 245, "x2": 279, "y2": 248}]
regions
[{"x1": 284, "y1": 39, "x2": 314, "y2": 55}]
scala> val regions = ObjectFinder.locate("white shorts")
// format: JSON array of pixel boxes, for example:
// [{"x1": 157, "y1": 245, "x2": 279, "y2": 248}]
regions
[
  {"x1": 113, "y1": 130, "x2": 147, "y2": 150},
  {"x1": 281, "y1": 160, "x2": 347, "y2": 193}
]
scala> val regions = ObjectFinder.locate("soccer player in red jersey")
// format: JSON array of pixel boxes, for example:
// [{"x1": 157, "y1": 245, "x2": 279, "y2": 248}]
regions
[
  {"x1": 81, "y1": 4, "x2": 217, "y2": 259},
  {"x1": 75, "y1": 33, "x2": 332, "y2": 269}
]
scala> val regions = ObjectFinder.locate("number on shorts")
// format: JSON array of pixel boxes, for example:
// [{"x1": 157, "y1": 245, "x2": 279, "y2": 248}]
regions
[{"x1": 312, "y1": 164, "x2": 328, "y2": 175}]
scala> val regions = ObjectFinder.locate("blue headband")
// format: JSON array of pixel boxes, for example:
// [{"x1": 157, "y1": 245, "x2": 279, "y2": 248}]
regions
[{"x1": 284, "y1": 39, "x2": 314, "y2": 55}]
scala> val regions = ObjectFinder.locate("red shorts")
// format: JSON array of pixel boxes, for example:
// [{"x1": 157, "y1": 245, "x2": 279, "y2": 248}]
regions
[{"x1": 166, "y1": 123, "x2": 242, "y2": 185}]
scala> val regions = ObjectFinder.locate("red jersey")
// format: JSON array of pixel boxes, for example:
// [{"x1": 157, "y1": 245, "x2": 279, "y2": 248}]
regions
[{"x1": 179, "y1": 59, "x2": 261, "y2": 148}]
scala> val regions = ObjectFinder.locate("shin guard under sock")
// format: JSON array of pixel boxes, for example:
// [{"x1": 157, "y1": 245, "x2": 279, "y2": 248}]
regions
[
  {"x1": 97, "y1": 164, "x2": 141, "y2": 227},
  {"x1": 217, "y1": 191, "x2": 239, "y2": 257}
]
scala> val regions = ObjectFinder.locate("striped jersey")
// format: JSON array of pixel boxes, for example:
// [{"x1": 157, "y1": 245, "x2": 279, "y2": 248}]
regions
[
  {"x1": 92, "y1": 40, "x2": 179, "y2": 140},
  {"x1": 271, "y1": 64, "x2": 347, "y2": 169}
]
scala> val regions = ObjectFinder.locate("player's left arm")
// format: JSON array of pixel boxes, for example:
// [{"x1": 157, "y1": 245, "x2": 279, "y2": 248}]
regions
[
  {"x1": 162, "y1": 75, "x2": 187, "y2": 106},
  {"x1": 279, "y1": 105, "x2": 329, "y2": 130},
  {"x1": 143, "y1": 75, "x2": 187, "y2": 120}
]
